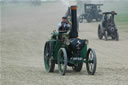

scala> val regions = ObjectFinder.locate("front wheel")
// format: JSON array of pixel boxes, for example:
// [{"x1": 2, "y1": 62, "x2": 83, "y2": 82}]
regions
[
  {"x1": 86, "y1": 48, "x2": 97, "y2": 75},
  {"x1": 44, "y1": 42, "x2": 55, "y2": 72},
  {"x1": 58, "y1": 48, "x2": 67, "y2": 76}
]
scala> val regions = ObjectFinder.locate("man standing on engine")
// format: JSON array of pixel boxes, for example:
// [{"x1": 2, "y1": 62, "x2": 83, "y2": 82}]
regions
[{"x1": 58, "y1": 17, "x2": 71, "y2": 33}]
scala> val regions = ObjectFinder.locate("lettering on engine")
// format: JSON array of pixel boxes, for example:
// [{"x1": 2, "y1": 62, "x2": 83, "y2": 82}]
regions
[{"x1": 71, "y1": 57, "x2": 83, "y2": 61}]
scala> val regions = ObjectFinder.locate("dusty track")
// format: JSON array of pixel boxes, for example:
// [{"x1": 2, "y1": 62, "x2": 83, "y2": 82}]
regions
[{"x1": 1, "y1": 2, "x2": 128, "y2": 85}]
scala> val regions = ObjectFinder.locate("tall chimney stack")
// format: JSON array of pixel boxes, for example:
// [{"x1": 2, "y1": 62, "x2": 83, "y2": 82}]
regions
[{"x1": 69, "y1": 5, "x2": 78, "y2": 38}]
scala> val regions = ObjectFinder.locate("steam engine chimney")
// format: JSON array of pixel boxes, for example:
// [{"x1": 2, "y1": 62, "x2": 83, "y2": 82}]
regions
[{"x1": 69, "y1": 5, "x2": 78, "y2": 38}]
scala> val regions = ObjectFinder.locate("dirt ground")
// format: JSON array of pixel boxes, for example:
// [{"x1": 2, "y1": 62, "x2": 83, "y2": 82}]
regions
[{"x1": 1, "y1": 2, "x2": 128, "y2": 85}]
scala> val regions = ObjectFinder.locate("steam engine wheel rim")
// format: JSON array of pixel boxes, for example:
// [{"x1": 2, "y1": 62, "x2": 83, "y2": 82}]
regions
[
  {"x1": 58, "y1": 48, "x2": 67, "y2": 75},
  {"x1": 44, "y1": 42, "x2": 50, "y2": 72},
  {"x1": 86, "y1": 48, "x2": 97, "y2": 75},
  {"x1": 44, "y1": 42, "x2": 55, "y2": 72}
]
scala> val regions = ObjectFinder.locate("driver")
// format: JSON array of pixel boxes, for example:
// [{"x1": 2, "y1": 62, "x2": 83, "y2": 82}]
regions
[
  {"x1": 58, "y1": 17, "x2": 71, "y2": 40},
  {"x1": 58, "y1": 17, "x2": 71, "y2": 33},
  {"x1": 108, "y1": 16, "x2": 112, "y2": 24},
  {"x1": 103, "y1": 14, "x2": 108, "y2": 28}
]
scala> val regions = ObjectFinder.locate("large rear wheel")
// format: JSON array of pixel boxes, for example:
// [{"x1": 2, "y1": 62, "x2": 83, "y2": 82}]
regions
[
  {"x1": 44, "y1": 42, "x2": 55, "y2": 72},
  {"x1": 58, "y1": 48, "x2": 67, "y2": 76},
  {"x1": 86, "y1": 48, "x2": 97, "y2": 75}
]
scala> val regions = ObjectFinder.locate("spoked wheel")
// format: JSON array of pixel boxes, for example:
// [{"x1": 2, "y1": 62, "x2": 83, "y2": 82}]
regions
[
  {"x1": 72, "y1": 63, "x2": 83, "y2": 72},
  {"x1": 44, "y1": 42, "x2": 55, "y2": 72},
  {"x1": 58, "y1": 48, "x2": 67, "y2": 76},
  {"x1": 104, "y1": 31, "x2": 108, "y2": 41},
  {"x1": 98, "y1": 25, "x2": 103, "y2": 39},
  {"x1": 86, "y1": 48, "x2": 97, "y2": 75}
]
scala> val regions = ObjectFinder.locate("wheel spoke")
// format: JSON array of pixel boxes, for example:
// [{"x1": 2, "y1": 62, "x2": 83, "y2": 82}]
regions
[
  {"x1": 89, "y1": 51, "x2": 94, "y2": 72},
  {"x1": 91, "y1": 63, "x2": 94, "y2": 72},
  {"x1": 89, "y1": 63, "x2": 94, "y2": 72},
  {"x1": 89, "y1": 63, "x2": 92, "y2": 72},
  {"x1": 89, "y1": 51, "x2": 93, "y2": 60}
]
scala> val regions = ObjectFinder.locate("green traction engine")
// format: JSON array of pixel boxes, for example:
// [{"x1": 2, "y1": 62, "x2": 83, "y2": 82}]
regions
[{"x1": 44, "y1": 6, "x2": 97, "y2": 75}]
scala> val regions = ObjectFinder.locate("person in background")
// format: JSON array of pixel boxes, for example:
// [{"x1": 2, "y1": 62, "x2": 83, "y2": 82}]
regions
[{"x1": 103, "y1": 14, "x2": 108, "y2": 28}]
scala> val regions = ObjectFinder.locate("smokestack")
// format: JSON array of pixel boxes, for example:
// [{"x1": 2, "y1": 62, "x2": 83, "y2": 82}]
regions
[{"x1": 69, "y1": 5, "x2": 78, "y2": 38}]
